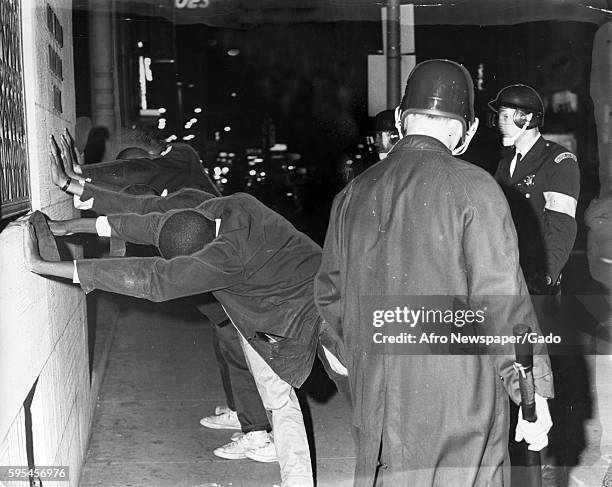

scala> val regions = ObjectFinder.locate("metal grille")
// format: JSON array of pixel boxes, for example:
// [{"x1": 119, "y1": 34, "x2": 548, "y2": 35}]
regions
[{"x1": 1, "y1": 0, "x2": 30, "y2": 219}]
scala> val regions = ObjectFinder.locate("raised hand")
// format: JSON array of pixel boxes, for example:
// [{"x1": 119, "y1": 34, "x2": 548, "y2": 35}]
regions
[
  {"x1": 23, "y1": 221, "x2": 41, "y2": 272},
  {"x1": 48, "y1": 135, "x2": 69, "y2": 188},
  {"x1": 65, "y1": 128, "x2": 84, "y2": 167},
  {"x1": 59, "y1": 132, "x2": 85, "y2": 182}
]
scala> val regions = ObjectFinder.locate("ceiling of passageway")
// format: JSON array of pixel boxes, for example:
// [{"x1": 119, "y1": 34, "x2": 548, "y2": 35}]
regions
[{"x1": 81, "y1": 0, "x2": 611, "y2": 26}]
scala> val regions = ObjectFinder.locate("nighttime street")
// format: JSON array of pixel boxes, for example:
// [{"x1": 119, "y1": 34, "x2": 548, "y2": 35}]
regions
[{"x1": 1, "y1": 1, "x2": 612, "y2": 487}]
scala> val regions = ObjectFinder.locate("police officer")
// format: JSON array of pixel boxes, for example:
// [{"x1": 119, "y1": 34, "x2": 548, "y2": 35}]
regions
[
  {"x1": 372, "y1": 109, "x2": 400, "y2": 160},
  {"x1": 490, "y1": 85, "x2": 581, "y2": 486},
  {"x1": 489, "y1": 84, "x2": 580, "y2": 295}
]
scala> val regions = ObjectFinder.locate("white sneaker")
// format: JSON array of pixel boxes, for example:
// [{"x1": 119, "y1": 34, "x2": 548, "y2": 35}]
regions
[
  {"x1": 214, "y1": 404, "x2": 231, "y2": 415},
  {"x1": 213, "y1": 430, "x2": 272, "y2": 460},
  {"x1": 244, "y1": 440, "x2": 278, "y2": 463},
  {"x1": 200, "y1": 409, "x2": 241, "y2": 430}
]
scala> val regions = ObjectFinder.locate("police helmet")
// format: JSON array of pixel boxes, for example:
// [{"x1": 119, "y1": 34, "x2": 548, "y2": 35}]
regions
[
  {"x1": 399, "y1": 59, "x2": 475, "y2": 135},
  {"x1": 488, "y1": 84, "x2": 544, "y2": 129}
]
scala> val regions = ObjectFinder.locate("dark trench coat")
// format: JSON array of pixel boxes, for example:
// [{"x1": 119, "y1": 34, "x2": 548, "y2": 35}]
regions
[{"x1": 315, "y1": 135, "x2": 554, "y2": 486}]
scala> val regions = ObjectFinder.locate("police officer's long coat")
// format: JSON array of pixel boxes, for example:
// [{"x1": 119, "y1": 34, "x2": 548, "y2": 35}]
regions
[{"x1": 315, "y1": 135, "x2": 554, "y2": 486}]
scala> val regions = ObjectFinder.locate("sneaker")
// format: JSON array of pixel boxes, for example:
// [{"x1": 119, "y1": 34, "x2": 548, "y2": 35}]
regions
[
  {"x1": 244, "y1": 440, "x2": 278, "y2": 463},
  {"x1": 200, "y1": 409, "x2": 241, "y2": 430},
  {"x1": 213, "y1": 431, "x2": 272, "y2": 460},
  {"x1": 214, "y1": 405, "x2": 231, "y2": 415},
  {"x1": 230, "y1": 432, "x2": 243, "y2": 442}
]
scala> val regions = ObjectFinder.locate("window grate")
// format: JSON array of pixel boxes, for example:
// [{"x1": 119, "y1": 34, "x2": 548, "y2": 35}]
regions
[{"x1": 1, "y1": 0, "x2": 30, "y2": 219}]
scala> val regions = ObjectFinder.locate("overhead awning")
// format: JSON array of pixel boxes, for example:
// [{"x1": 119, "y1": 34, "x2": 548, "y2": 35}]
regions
[{"x1": 83, "y1": 0, "x2": 611, "y2": 26}]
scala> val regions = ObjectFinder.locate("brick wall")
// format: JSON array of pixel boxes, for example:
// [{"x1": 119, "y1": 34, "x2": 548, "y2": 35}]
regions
[{"x1": 0, "y1": 1, "x2": 94, "y2": 485}]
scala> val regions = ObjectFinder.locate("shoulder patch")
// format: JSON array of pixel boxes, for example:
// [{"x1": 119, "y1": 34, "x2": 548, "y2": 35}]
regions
[{"x1": 554, "y1": 152, "x2": 577, "y2": 163}]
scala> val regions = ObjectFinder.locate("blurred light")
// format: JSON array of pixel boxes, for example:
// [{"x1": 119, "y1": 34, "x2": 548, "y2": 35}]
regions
[
  {"x1": 220, "y1": 152, "x2": 227, "y2": 157},
  {"x1": 194, "y1": 107, "x2": 202, "y2": 113},
  {"x1": 158, "y1": 107, "x2": 166, "y2": 114},
  {"x1": 259, "y1": 171, "x2": 266, "y2": 177},
  {"x1": 227, "y1": 49, "x2": 240, "y2": 57},
  {"x1": 270, "y1": 143, "x2": 288, "y2": 151},
  {"x1": 229, "y1": 152, "x2": 235, "y2": 157},
  {"x1": 249, "y1": 170, "x2": 256, "y2": 176},
  {"x1": 224, "y1": 126, "x2": 231, "y2": 132},
  {"x1": 144, "y1": 57, "x2": 153, "y2": 82},
  {"x1": 346, "y1": 160, "x2": 353, "y2": 165},
  {"x1": 221, "y1": 167, "x2": 230, "y2": 174},
  {"x1": 183, "y1": 134, "x2": 196, "y2": 140},
  {"x1": 184, "y1": 122, "x2": 192, "y2": 129},
  {"x1": 253, "y1": 157, "x2": 263, "y2": 163},
  {"x1": 231, "y1": 92, "x2": 237, "y2": 97},
  {"x1": 124, "y1": 17, "x2": 132, "y2": 21},
  {"x1": 248, "y1": 161, "x2": 256, "y2": 166},
  {"x1": 188, "y1": 83, "x2": 195, "y2": 88},
  {"x1": 357, "y1": 143, "x2": 364, "y2": 149},
  {"x1": 221, "y1": 178, "x2": 228, "y2": 184},
  {"x1": 176, "y1": 81, "x2": 182, "y2": 86},
  {"x1": 214, "y1": 131, "x2": 220, "y2": 141},
  {"x1": 137, "y1": 41, "x2": 144, "y2": 48},
  {"x1": 164, "y1": 135, "x2": 177, "y2": 142},
  {"x1": 288, "y1": 165, "x2": 295, "y2": 170},
  {"x1": 214, "y1": 167, "x2": 222, "y2": 175},
  {"x1": 159, "y1": 117, "x2": 166, "y2": 123},
  {"x1": 355, "y1": 154, "x2": 362, "y2": 159},
  {"x1": 190, "y1": 118, "x2": 197, "y2": 123},
  {"x1": 286, "y1": 192, "x2": 293, "y2": 197}
]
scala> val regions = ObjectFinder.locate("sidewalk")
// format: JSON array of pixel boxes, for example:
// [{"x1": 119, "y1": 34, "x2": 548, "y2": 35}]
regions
[{"x1": 79, "y1": 297, "x2": 355, "y2": 487}]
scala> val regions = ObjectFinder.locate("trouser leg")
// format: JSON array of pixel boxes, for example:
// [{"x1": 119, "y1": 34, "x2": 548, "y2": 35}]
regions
[
  {"x1": 238, "y1": 331, "x2": 313, "y2": 487},
  {"x1": 214, "y1": 321, "x2": 271, "y2": 433},
  {"x1": 212, "y1": 322, "x2": 236, "y2": 411}
]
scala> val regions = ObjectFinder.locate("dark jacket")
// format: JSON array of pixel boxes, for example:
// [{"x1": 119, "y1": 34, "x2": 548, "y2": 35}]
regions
[
  {"x1": 76, "y1": 192, "x2": 322, "y2": 387},
  {"x1": 80, "y1": 143, "x2": 218, "y2": 195},
  {"x1": 82, "y1": 184, "x2": 227, "y2": 324},
  {"x1": 315, "y1": 135, "x2": 554, "y2": 486},
  {"x1": 495, "y1": 136, "x2": 580, "y2": 283}
]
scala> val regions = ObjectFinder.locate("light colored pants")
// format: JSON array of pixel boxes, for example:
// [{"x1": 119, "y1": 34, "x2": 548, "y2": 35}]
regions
[{"x1": 237, "y1": 330, "x2": 313, "y2": 487}]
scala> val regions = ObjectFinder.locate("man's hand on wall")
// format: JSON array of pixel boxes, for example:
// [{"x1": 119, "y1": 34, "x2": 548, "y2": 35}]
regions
[
  {"x1": 22, "y1": 221, "x2": 42, "y2": 273},
  {"x1": 60, "y1": 130, "x2": 86, "y2": 181},
  {"x1": 49, "y1": 135, "x2": 71, "y2": 187}
]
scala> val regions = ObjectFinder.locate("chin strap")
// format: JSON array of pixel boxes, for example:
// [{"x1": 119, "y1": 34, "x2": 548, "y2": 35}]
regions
[
  {"x1": 452, "y1": 117, "x2": 479, "y2": 156},
  {"x1": 501, "y1": 113, "x2": 533, "y2": 147},
  {"x1": 394, "y1": 106, "x2": 403, "y2": 139}
]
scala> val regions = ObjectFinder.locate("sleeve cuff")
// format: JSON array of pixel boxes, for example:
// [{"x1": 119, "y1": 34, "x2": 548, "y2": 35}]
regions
[
  {"x1": 95, "y1": 216, "x2": 112, "y2": 237},
  {"x1": 73, "y1": 260, "x2": 80, "y2": 284},
  {"x1": 74, "y1": 194, "x2": 94, "y2": 210}
]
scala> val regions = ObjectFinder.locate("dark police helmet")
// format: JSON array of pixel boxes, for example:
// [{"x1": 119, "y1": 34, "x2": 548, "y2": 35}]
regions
[
  {"x1": 156, "y1": 209, "x2": 216, "y2": 259},
  {"x1": 488, "y1": 84, "x2": 544, "y2": 129},
  {"x1": 399, "y1": 59, "x2": 475, "y2": 135}
]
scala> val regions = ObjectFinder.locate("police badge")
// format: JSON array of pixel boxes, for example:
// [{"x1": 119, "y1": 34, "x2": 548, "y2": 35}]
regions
[{"x1": 523, "y1": 174, "x2": 535, "y2": 187}]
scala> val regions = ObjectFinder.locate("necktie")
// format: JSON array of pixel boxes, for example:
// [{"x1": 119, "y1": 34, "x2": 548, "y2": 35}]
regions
[{"x1": 509, "y1": 150, "x2": 522, "y2": 178}]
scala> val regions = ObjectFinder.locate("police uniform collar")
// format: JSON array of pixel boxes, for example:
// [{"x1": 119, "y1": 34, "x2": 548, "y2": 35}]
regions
[
  {"x1": 515, "y1": 133, "x2": 541, "y2": 159},
  {"x1": 509, "y1": 136, "x2": 547, "y2": 182}
]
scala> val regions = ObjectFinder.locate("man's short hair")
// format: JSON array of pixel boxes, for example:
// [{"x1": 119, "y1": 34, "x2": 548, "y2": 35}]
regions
[
  {"x1": 402, "y1": 112, "x2": 462, "y2": 133},
  {"x1": 156, "y1": 210, "x2": 216, "y2": 259}
]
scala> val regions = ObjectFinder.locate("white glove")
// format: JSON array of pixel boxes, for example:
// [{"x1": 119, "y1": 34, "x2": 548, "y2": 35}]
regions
[{"x1": 515, "y1": 393, "x2": 552, "y2": 451}]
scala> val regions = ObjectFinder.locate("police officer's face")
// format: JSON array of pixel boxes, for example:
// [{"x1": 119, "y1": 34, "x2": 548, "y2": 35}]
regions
[{"x1": 497, "y1": 108, "x2": 520, "y2": 135}]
